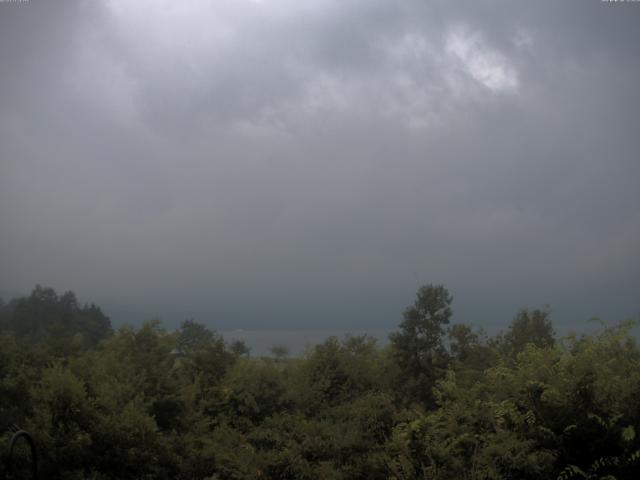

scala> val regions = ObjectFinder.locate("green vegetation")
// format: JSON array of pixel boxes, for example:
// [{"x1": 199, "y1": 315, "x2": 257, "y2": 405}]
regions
[{"x1": 1, "y1": 285, "x2": 638, "y2": 479}]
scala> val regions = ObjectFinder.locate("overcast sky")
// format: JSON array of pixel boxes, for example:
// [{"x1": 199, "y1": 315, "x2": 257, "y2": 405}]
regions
[{"x1": 1, "y1": 0, "x2": 638, "y2": 331}]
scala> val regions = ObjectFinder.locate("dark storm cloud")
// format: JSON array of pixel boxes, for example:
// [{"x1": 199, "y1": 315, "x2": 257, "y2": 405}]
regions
[{"x1": 1, "y1": 0, "x2": 638, "y2": 330}]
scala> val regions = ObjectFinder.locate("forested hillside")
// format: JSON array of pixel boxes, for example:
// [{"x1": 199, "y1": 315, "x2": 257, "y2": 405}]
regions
[{"x1": 1, "y1": 286, "x2": 638, "y2": 479}]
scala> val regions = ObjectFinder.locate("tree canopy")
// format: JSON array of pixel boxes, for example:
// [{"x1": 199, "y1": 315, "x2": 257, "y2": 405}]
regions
[
  {"x1": 0, "y1": 285, "x2": 112, "y2": 350},
  {"x1": 1, "y1": 285, "x2": 638, "y2": 480},
  {"x1": 389, "y1": 284, "x2": 453, "y2": 406}
]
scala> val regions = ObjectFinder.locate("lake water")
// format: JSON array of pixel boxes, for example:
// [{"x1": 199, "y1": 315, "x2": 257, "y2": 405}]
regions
[{"x1": 220, "y1": 329, "x2": 392, "y2": 357}]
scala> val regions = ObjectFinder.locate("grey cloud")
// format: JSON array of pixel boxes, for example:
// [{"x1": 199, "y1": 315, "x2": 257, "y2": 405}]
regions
[{"x1": 1, "y1": 0, "x2": 638, "y2": 331}]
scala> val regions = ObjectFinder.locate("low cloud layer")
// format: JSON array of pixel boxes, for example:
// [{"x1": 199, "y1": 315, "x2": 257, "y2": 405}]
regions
[{"x1": 1, "y1": 0, "x2": 638, "y2": 330}]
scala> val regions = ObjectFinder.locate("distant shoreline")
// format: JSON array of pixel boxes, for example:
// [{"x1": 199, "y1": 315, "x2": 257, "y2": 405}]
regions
[{"x1": 220, "y1": 329, "x2": 392, "y2": 357}]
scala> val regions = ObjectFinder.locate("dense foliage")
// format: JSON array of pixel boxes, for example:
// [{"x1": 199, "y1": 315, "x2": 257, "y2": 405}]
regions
[{"x1": 1, "y1": 286, "x2": 638, "y2": 479}]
